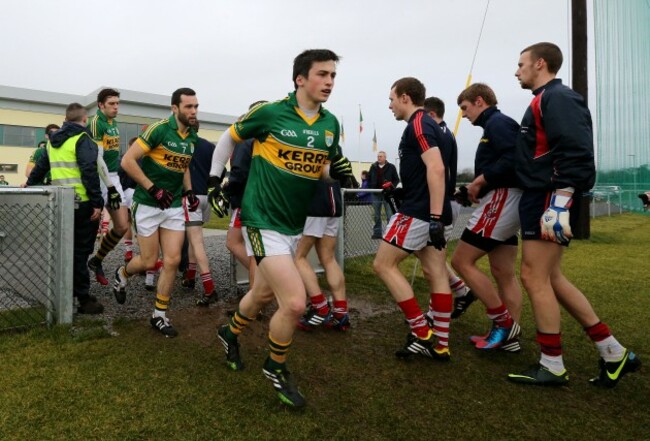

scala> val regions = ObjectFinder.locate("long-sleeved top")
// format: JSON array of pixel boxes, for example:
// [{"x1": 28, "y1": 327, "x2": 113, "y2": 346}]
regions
[
  {"x1": 516, "y1": 78, "x2": 595, "y2": 192},
  {"x1": 27, "y1": 121, "x2": 103, "y2": 208},
  {"x1": 472, "y1": 106, "x2": 520, "y2": 197}
]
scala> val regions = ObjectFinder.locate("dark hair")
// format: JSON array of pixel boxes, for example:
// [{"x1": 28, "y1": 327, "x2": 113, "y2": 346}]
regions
[
  {"x1": 391, "y1": 77, "x2": 426, "y2": 106},
  {"x1": 521, "y1": 42, "x2": 563, "y2": 74},
  {"x1": 292, "y1": 49, "x2": 340, "y2": 89},
  {"x1": 423, "y1": 97, "x2": 445, "y2": 119},
  {"x1": 457, "y1": 83, "x2": 498, "y2": 107},
  {"x1": 97, "y1": 88, "x2": 120, "y2": 106},
  {"x1": 171, "y1": 88, "x2": 196, "y2": 106},
  {"x1": 65, "y1": 103, "x2": 87, "y2": 122},
  {"x1": 249, "y1": 100, "x2": 268, "y2": 110},
  {"x1": 45, "y1": 123, "x2": 60, "y2": 133}
]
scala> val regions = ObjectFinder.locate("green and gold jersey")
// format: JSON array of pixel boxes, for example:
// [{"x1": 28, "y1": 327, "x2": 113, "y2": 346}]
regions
[
  {"x1": 88, "y1": 110, "x2": 120, "y2": 172},
  {"x1": 28, "y1": 145, "x2": 51, "y2": 184},
  {"x1": 132, "y1": 114, "x2": 197, "y2": 208},
  {"x1": 233, "y1": 92, "x2": 340, "y2": 235}
]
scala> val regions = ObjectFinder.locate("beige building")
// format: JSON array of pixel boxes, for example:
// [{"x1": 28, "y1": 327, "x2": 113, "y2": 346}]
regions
[{"x1": 0, "y1": 85, "x2": 236, "y2": 186}]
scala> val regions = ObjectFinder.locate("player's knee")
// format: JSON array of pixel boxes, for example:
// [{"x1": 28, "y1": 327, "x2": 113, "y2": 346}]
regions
[
  {"x1": 372, "y1": 256, "x2": 387, "y2": 275},
  {"x1": 490, "y1": 260, "x2": 514, "y2": 281},
  {"x1": 162, "y1": 254, "x2": 181, "y2": 270},
  {"x1": 285, "y1": 296, "x2": 307, "y2": 318},
  {"x1": 450, "y1": 254, "x2": 466, "y2": 275}
]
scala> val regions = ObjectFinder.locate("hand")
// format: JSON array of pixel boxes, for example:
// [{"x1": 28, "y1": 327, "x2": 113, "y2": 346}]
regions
[
  {"x1": 540, "y1": 193, "x2": 573, "y2": 244},
  {"x1": 453, "y1": 185, "x2": 472, "y2": 207},
  {"x1": 381, "y1": 182, "x2": 403, "y2": 212},
  {"x1": 329, "y1": 154, "x2": 353, "y2": 182},
  {"x1": 107, "y1": 186, "x2": 122, "y2": 210},
  {"x1": 466, "y1": 182, "x2": 481, "y2": 204},
  {"x1": 90, "y1": 208, "x2": 101, "y2": 221},
  {"x1": 183, "y1": 190, "x2": 200, "y2": 212},
  {"x1": 428, "y1": 214, "x2": 447, "y2": 250},
  {"x1": 208, "y1": 176, "x2": 229, "y2": 218},
  {"x1": 147, "y1": 184, "x2": 173, "y2": 210}
]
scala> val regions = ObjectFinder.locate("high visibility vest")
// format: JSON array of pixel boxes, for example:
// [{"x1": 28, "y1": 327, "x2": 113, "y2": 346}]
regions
[{"x1": 47, "y1": 133, "x2": 89, "y2": 202}]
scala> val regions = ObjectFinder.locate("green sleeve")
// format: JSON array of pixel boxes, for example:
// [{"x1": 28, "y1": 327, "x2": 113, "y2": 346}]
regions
[{"x1": 232, "y1": 102, "x2": 275, "y2": 142}]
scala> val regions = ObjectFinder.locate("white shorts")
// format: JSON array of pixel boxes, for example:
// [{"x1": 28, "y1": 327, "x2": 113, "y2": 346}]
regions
[
  {"x1": 242, "y1": 226, "x2": 301, "y2": 258},
  {"x1": 123, "y1": 188, "x2": 135, "y2": 209},
  {"x1": 466, "y1": 188, "x2": 522, "y2": 241},
  {"x1": 383, "y1": 213, "x2": 432, "y2": 252},
  {"x1": 302, "y1": 216, "x2": 339, "y2": 238},
  {"x1": 229, "y1": 207, "x2": 242, "y2": 229},
  {"x1": 444, "y1": 200, "x2": 461, "y2": 241},
  {"x1": 185, "y1": 195, "x2": 210, "y2": 226},
  {"x1": 132, "y1": 203, "x2": 185, "y2": 237},
  {"x1": 100, "y1": 173, "x2": 126, "y2": 208}
]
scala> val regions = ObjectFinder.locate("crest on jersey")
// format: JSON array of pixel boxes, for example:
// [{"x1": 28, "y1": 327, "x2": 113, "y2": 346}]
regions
[{"x1": 325, "y1": 130, "x2": 334, "y2": 147}]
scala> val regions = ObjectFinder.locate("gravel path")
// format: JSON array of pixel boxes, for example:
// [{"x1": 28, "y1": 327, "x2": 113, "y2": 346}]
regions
[{"x1": 85, "y1": 232, "x2": 237, "y2": 329}]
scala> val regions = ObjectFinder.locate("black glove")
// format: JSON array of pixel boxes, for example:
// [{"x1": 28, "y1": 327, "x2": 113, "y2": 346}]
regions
[
  {"x1": 453, "y1": 185, "x2": 472, "y2": 207},
  {"x1": 208, "y1": 176, "x2": 229, "y2": 218},
  {"x1": 428, "y1": 214, "x2": 446, "y2": 250},
  {"x1": 329, "y1": 154, "x2": 353, "y2": 182},
  {"x1": 343, "y1": 175, "x2": 360, "y2": 189},
  {"x1": 107, "y1": 186, "x2": 122, "y2": 210},
  {"x1": 147, "y1": 184, "x2": 173, "y2": 210},
  {"x1": 183, "y1": 190, "x2": 200, "y2": 212},
  {"x1": 223, "y1": 180, "x2": 244, "y2": 199}
]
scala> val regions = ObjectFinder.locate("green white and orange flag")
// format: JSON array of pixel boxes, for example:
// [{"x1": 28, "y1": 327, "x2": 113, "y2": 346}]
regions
[
  {"x1": 372, "y1": 127, "x2": 378, "y2": 152},
  {"x1": 359, "y1": 106, "x2": 364, "y2": 133}
]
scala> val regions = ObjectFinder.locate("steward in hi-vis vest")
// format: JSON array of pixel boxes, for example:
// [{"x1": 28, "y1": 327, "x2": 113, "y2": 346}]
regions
[{"x1": 26, "y1": 103, "x2": 105, "y2": 315}]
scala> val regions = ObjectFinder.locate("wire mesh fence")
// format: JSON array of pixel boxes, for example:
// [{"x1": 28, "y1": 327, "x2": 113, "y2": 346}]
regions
[
  {"x1": 0, "y1": 187, "x2": 74, "y2": 332},
  {"x1": 338, "y1": 189, "x2": 473, "y2": 265}
]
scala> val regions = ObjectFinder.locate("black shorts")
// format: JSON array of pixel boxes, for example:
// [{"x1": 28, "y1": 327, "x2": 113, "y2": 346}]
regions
[
  {"x1": 460, "y1": 228, "x2": 518, "y2": 253},
  {"x1": 519, "y1": 190, "x2": 582, "y2": 244}
]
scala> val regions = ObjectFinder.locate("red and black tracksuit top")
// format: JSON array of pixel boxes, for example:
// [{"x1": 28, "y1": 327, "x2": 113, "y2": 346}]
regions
[{"x1": 515, "y1": 79, "x2": 596, "y2": 192}]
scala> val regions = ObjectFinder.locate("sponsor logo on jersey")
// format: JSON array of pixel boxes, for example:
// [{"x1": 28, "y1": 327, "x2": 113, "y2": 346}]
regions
[
  {"x1": 480, "y1": 137, "x2": 489, "y2": 144},
  {"x1": 257, "y1": 136, "x2": 328, "y2": 179},
  {"x1": 103, "y1": 135, "x2": 120, "y2": 150},
  {"x1": 148, "y1": 145, "x2": 192, "y2": 172}
]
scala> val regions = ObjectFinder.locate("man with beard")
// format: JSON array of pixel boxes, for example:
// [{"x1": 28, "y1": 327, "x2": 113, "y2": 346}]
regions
[{"x1": 114, "y1": 88, "x2": 200, "y2": 338}]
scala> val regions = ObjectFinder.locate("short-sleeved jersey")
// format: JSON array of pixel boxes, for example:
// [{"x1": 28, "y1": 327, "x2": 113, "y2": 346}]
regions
[
  {"x1": 231, "y1": 92, "x2": 339, "y2": 235},
  {"x1": 88, "y1": 110, "x2": 120, "y2": 172},
  {"x1": 398, "y1": 109, "x2": 452, "y2": 225},
  {"x1": 132, "y1": 114, "x2": 197, "y2": 208}
]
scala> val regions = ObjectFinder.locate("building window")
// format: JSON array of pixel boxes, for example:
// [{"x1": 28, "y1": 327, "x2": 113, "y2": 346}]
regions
[
  {"x1": 0, "y1": 125, "x2": 45, "y2": 148},
  {"x1": 118, "y1": 122, "x2": 148, "y2": 155}
]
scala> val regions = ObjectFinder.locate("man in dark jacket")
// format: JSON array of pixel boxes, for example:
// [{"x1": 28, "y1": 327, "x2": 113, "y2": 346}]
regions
[
  {"x1": 368, "y1": 151, "x2": 400, "y2": 238},
  {"x1": 26, "y1": 103, "x2": 104, "y2": 314},
  {"x1": 508, "y1": 42, "x2": 640, "y2": 387},
  {"x1": 450, "y1": 84, "x2": 523, "y2": 353}
]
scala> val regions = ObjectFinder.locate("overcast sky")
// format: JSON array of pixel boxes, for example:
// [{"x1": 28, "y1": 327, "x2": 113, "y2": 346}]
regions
[{"x1": 0, "y1": 0, "x2": 571, "y2": 170}]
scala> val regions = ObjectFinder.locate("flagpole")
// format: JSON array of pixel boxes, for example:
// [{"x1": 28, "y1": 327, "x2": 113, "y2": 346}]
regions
[{"x1": 358, "y1": 104, "x2": 362, "y2": 170}]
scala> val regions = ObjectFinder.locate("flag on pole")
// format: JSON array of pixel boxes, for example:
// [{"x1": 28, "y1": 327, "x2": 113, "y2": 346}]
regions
[
  {"x1": 359, "y1": 107, "x2": 364, "y2": 133},
  {"x1": 340, "y1": 121, "x2": 345, "y2": 143},
  {"x1": 372, "y1": 127, "x2": 378, "y2": 152}
]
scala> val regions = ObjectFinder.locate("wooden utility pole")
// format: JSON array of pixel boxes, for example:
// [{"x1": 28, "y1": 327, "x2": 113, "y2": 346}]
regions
[{"x1": 572, "y1": 0, "x2": 591, "y2": 239}]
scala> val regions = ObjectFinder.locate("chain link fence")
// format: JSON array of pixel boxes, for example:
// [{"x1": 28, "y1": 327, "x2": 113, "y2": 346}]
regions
[
  {"x1": 0, "y1": 187, "x2": 74, "y2": 331},
  {"x1": 337, "y1": 189, "x2": 473, "y2": 269}
]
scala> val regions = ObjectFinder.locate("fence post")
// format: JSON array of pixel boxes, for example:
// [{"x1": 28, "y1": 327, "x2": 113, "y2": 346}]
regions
[
  {"x1": 53, "y1": 187, "x2": 75, "y2": 325},
  {"x1": 336, "y1": 188, "x2": 346, "y2": 272}
]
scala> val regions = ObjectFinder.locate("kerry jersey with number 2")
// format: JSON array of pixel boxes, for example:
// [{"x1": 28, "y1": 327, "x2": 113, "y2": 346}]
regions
[{"x1": 231, "y1": 93, "x2": 340, "y2": 235}]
